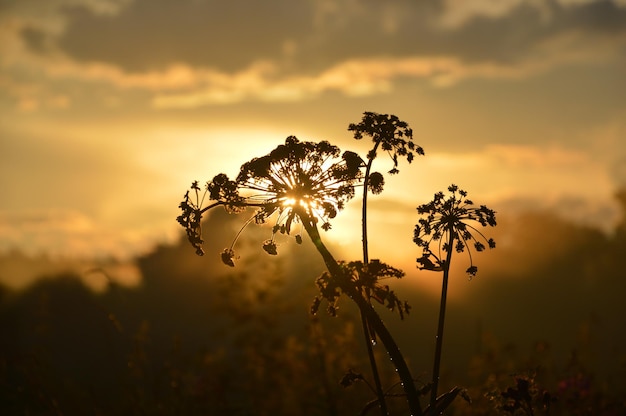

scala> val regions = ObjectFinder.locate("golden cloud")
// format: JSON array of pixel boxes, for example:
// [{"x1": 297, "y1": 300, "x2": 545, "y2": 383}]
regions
[
  {"x1": 2, "y1": 1, "x2": 625, "y2": 111},
  {"x1": 0, "y1": 210, "x2": 155, "y2": 260},
  {"x1": 378, "y1": 143, "x2": 618, "y2": 230}
]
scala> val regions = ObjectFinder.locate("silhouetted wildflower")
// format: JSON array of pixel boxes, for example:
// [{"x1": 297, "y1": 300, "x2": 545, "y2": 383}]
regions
[
  {"x1": 236, "y1": 135, "x2": 362, "y2": 240},
  {"x1": 177, "y1": 176, "x2": 243, "y2": 257},
  {"x1": 312, "y1": 260, "x2": 410, "y2": 320},
  {"x1": 489, "y1": 374, "x2": 554, "y2": 415},
  {"x1": 413, "y1": 184, "x2": 496, "y2": 278},
  {"x1": 340, "y1": 369, "x2": 365, "y2": 388},
  {"x1": 176, "y1": 181, "x2": 207, "y2": 255},
  {"x1": 177, "y1": 136, "x2": 363, "y2": 262},
  {"x1": 348, "y1": 112, "x2": 424, "y2": 175},
  {"x1": 220, "y1": 248, "x2": 236, "y2": 267},
  {"x1": 262, "y1": 240, "x2": 278, "y2": 255},
  {"x1": 368, "y1": 171, "x2": 385, "y2": 194}
]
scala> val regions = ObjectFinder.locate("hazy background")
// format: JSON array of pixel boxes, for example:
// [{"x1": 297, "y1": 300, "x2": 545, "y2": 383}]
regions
[{"x1": 1, "y1": 0, "x2": 626, "y2": 414}]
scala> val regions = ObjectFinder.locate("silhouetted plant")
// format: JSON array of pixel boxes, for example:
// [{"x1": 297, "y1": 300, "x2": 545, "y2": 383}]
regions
[
  {"x1": 178, "y1": 136, "x2": 361, "y2": 262},
  {"x1": 487, "y1": 373, "x2": 554, "y2": 416},
  {"x1": 177, "y1": 113, "x2": 495, "y2": 415},
  {"x1": 348, "y1": 112, "x2": 425, "y2": 414},
  {"x1": 413, "y1": 185, "x2": 496, "y2": 415}
]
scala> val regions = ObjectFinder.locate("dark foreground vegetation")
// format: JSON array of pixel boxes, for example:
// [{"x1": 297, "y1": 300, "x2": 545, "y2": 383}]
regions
[
  {"x1": 1, "y1": 204, "x2": 626, "y2": 415},
  {"x1": 2, "y1": 113, "x2": 626, "y2": 415}
]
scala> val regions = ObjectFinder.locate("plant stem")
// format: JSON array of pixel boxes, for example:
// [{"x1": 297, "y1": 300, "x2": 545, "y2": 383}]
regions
[
  {"x1": 429, "y1": 232, "x2": 455, "y2": 415},
  {"x1": 300, "y1": 211, "x2": 422, "y2": 416},
  {"x1": 360, "y1": 141, "x2": 388, "y2": 415},
  {"x1": 360, "y1": 313, "x2": 387, "y2": 415},
  {"x1": 361, "y1": 140, "x2": 380, "y2": 265}
]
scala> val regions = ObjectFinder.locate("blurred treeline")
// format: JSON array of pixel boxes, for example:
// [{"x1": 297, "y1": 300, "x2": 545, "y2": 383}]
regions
[{"x1": 2, "y1": 199, "x2": 626, "y2": 415}]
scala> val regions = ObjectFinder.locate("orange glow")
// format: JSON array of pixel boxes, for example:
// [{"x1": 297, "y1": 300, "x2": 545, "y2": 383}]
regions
[{"x1": 1, "y1": 0, "x2": 624, "y2": 276}]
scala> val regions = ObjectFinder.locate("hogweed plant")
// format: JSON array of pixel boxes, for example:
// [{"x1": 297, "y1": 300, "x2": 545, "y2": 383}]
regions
[
  {"x1": 414, "y1": 185, "x2": 497, "y2": 415},
  {"x1": 347, "y1": 112, "x2": 423, "y2": 415},
  {"x1": 177, "y1": 112, "x2": 496, "y2": 415}
]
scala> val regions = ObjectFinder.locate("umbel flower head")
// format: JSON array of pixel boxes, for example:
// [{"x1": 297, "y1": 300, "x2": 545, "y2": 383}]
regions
[
  {"x1": 177, "y1": 175, "x2": 244, "y2": 256},
  {"x1": 348, "y1": 112, "x2": 424, "y2": 175},
  {"x1": 177, "y1": 136, "x2": 363, "y2": 264},
  {"x1": 312, "y1": 259, "x2": 410, "y2": 319},
  {"x1": 413, "y1": 184, "x2": 496, "y2": 278},
  {"x1": 237, "y1": 135, "x2": 363, "y2": 232}
]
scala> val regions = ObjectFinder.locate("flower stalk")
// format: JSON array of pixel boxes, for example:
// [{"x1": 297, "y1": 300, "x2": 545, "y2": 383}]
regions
[
  {"x1": 350, "y1": 112, "x2": 424, "y2": 415},
  {"x1": 361, "y1": 139, "x2": 387, "y2": 415},
  {"x1": 413, "y1": 184, "x2": 497, "y2": 415},
  {"x1": 429, "y1": 227, "x2": 455, "y2": 415},
  {"x1": 298, "y1": 208, "x2": 423, "y2": 416}
]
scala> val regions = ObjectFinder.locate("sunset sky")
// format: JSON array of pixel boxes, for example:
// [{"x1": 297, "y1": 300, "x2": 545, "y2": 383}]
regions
[{"x1": 1, "y1": 0, "x2": 626, "y2": 288}]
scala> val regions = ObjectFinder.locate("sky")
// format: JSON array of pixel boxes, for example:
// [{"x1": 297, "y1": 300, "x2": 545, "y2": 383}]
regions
[{"x1": 1, "y1": 0, "x2": 626, "y2": 289}]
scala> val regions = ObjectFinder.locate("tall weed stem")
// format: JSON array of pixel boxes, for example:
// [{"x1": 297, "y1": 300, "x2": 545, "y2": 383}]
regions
[
  {"x1": 429, "y1": 231, "x2": 455, "y2": 415},
  {"x1": 360, "y1": 139, "x2": 388, "y2": 415},
  {"x1": 299, "y1": 209, "x2": 422, "y2": 416}
]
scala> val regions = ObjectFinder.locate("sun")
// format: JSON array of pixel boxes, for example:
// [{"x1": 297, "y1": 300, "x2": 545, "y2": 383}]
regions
[{"x1": 282, "y1": 196, "x2": 314, "y2": 209}]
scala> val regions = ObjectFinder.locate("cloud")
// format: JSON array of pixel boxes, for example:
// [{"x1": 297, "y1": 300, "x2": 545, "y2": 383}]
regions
[
  {"x1": 0, "y1": 121, "x2": 187, "y2": 263},
  {"x1": 589, "y1": 115, "x2": 626, "y2": 188},
  {"x1": 57, "y1": 0, "x2": 314, "y2": 72},
  {"x1": 151, "y1": 31, "x2": 623, "y2": 108},
  {"x1": 0, "y1": 210, "x2": 154, "y2": 260},
  {"x1": 0, "y1": 0, "x2": 624, "y2": 264},
  {"x1": 439, "y1": 0, "x2": 531, "y2": 29},
  {"x1": 1, "y1": 0, "x2": 624, "y2": 110},
  {"x1": 323, "y1": 140, "x2": 623, "y2": 271},
  {"x1": 378, "y1": 143, "x2": 620, "y2": 232},
  {"x1": 12, "y1": 41, "x2": 618, "y2": 110},
  {"x1": 439, "y1": 0, "x2": 626, "y2": 29}
]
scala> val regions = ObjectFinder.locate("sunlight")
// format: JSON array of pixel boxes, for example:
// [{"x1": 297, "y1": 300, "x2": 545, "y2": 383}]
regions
[
  {"x1": 281, "y1": 196, "x2": 316, "y2": 210},
  {"x1": 145, "y1": 126, "x2": 298, "y2": 181}
]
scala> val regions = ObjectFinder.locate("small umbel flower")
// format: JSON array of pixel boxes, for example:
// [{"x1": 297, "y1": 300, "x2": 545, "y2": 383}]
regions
[
  {"x1": 177, "y1": 176, "x2": 244, "y2": 256},
  {"x1": 348, "y1": 112, "x2": 424, "y2": 175},
  {"x1": 177, "y1": 136, "x2": 363, "y2": 264},
  {"x1": 177, "y1": 181, "x2": 205, "y2": 255},
  {"x1": 311, "y1": 259, "x2": 410, "y2": 320},
  {"x1": 413, "y1": 184, "x2": 496, "y2": 278}
]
